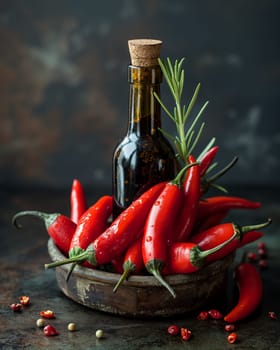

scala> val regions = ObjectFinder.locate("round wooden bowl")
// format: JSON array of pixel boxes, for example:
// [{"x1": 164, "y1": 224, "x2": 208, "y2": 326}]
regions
[{"x1": 47, "y1": 239, "x2": 234, "y2": 318}]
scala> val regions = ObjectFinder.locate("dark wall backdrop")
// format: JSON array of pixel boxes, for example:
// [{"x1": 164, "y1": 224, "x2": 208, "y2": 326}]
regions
[{"x1": 1, "y1": 0, "x2": 279, "y2": 192}]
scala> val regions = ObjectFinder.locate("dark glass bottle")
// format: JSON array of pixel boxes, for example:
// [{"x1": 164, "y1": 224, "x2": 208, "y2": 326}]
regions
[{"x1": 112, "y1": 40, "x2": 177, "y2": 218}]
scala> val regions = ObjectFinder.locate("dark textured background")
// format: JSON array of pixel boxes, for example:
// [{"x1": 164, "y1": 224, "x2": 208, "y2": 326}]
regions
[{"x1": 1, "y1": 0, "x2": 279, "y2": 193}]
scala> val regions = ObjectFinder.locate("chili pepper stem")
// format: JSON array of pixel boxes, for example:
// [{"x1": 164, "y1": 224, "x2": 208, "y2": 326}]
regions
[
  {"x1": 113, "y1": 261, "x2": 135, "y2": 293},
  {"x1": 48, "y1": 246, "x2": 97, "y2": 270},
  {"x1": 12, "y1": 210, "x2": 59, "y2": 228},
  {"x1": 171, "y1": 162, "x2": 198, "y2": 187},
  {"x1": 45, "y1": 255, "x2": 84, "y2": 269},
  {"x1": 66, "y1": 263, "x2": 78, "y2": 282},
  {"x1": 240, "y1": 218, "x2": 272, "y2": 234},
  {"x1": 191, "y1": 229, "x2": 239, "y2": 268},
  {"x1": 146, "y1": 260, "x2": 176, "y2": 298},
  {"x1": 45, "y1": 250, "x2": 91, "y2": 270},
  {"x1": 191, "y1": 218, "x2": 272, "y2": 268}
]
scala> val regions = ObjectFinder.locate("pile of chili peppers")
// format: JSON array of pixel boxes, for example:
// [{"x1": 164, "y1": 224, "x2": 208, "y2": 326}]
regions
[{"x1": 12, "y1": 146, "x2": 272, "y2": 324}]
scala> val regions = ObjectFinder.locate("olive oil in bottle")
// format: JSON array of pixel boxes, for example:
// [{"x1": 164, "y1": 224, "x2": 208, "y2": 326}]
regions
[{"x1": 112, "y1": 39, "x2": 177, "y2": 218}]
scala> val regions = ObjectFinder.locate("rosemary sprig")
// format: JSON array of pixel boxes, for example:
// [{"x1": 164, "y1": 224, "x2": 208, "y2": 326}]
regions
[{"x1": 154, "y1": 57, "x2": 213, "y2": 167}]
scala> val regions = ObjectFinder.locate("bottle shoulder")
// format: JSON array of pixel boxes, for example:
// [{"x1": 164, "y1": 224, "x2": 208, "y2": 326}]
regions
[
  {"x1": 114, "y1": 132, "x2": 175, "y2": 153},
  {"x1": 114, "y1": 134, "x2": 175, "y2": 158}
]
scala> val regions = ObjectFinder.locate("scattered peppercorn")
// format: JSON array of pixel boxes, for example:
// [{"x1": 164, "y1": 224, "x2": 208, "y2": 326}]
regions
[
  {"x1": 43, "y1": 324, "x2": 59, "y2": 336},
  {"x1": 36, "y1": 318, "x2": 46, "y2": 328},
  {"x1": 96, "y1": 329, "x2": 104, "y2": 339},
  {"x1": 68, "y1": 323, "x2": 76, "y2": 332},
  {"x1": 167, "y1": 324, "x2": 179, "y2": 336},
  {"x1": 227, "y1": 332, "x2": 238, "y2": 344},
  {"x1": 10, "y1": 303, "x2": 23, "y2": 312}
]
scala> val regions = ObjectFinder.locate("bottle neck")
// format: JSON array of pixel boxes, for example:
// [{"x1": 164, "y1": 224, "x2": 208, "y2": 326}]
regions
[{"x1": 127, "y1": 65, "x2": 162, "y2": 136}]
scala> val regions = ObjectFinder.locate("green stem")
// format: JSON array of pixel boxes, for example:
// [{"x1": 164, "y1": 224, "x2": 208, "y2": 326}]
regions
[
  {"x1": 240, "y1": 218, "x2": 272, "y2": 234},
  {"x1": 113, "y1": 261, "x2": 135, "y2": 293},
  {"x1": 45, "y1": 251, "x2": 90, "y2": 269},
  {"x1": 197, "y1": 137, "x2": 216, "y2": 162},
  {"x1": 12, "y1": 210, "x2": 59, "y2": 229},
  {"x1": 175, "y1": 101, "x2": 187, "y2": 161},
  {"x1": 170, "y1": 162, "x2": 198, "y2": 187},
  {"x1": 152, "y1": 270, "x2": 176, "y2": 299},
  {"x1": 190, "y1": 229, "x2": 238, "y2": 269},
  {"x1": 156, "y1": 58, "x2": 208, "y2": 165},
  {"x1": 146, "y1": 259, "x2": 176, "y2": 298},
  {"x1": 66, "y1": 262, "x2": 78, "y2": 282},
  {"x1": 199, "y1": 229, "x2": 239, "y2": 259},
  {"x1": 190, "y1": 218, "x2": 272, "y2": 268}
]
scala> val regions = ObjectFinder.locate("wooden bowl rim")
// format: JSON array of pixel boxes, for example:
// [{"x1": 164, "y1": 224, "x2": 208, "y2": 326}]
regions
[{"x1": 47, "y1": 239, "x2": 234, "y2": 287}]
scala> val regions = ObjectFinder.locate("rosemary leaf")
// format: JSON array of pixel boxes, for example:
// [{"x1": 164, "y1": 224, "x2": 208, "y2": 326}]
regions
[
  {"x1": 154, "y1": 92, "x2": 175, "y2": 122},
  {"x1": 205, "y1": 161, "x2": 218, "y2": 174},
  {"x1": 156, "y1": 57, "x2": 210, "y2": 166},
  {"x1": 159, "y1": 127, "x2": 175, "y2": 143},
  {"x1": 183, "y1": 83, "x2": 201, "y2": 124},
  {"x1": 197, "y1": 137, "x2": 216, "y2": 162},
  {"x1": 210, "y1": 183, "x2": 228, "y2": 193},
  {"x1": 188, "y1": 122, "x2": 205, "y2": 155}
]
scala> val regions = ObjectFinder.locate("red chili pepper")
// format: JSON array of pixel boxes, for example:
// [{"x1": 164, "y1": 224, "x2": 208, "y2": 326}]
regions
[
  {"x1": 175, "y1": 155, "x2": 200, "y2": 242},
  {"x1": 196, "y1": 196, "x2": 261, "y2": 223},
  {"x1": 70, "y1": 179, "x2": 87, "y2": 224},
  {"x1": 194, "y1": 209, "x2": 228, "y2": 233},
  {"x1": 62, "y1": 195, "x2": 113, "y2": 279},
  {"x1": 227, "y1": 332, "x2": 237, "y2": 344},
  {"x1": 199, "y1": 145, "x2": 219, "y2": 177},
  {"x1": 69, "y1": 195, "x2": 112, "y2": 257},
  {"x1": 224, "y1": 262, "x2": 263, "y2": 323},
  {"x1": 142, "y1": 167, "x2": 189, "y2": 298},
  {"x1": 180, "y1": 327, "x2": 192, "y2": 341},
  {"x1": 191, "y1": 219, "x2": 271, "y2": 263},
  {"x1": 166, "y1": 229, "x2": 239, "y2": 274},
  {"x1": 238, "y1": 231, "x2": 263, "y2": 247},
  {"x1": 45, "y1": 182, "x2": 166, "y2": 270},
  {"x1": 110, "y1": 255, "x2": 125, "y2": 274},
  {"x1": 40, "y1": 310, "x2": 56, "y2": 319},
  {"x1": 113, "y1": 235, "x2": 144, "y2": 293},
  {"x1": 12, "y1": 211, "x2": 76, "y2": 255},
  {"x1": 43, "y1": 324, "x2": 59, "y2": 336}
]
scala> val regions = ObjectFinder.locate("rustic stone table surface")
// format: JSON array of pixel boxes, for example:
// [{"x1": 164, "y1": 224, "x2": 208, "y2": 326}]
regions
[{"x1": 0, "y1": 186, "x2": 279, "y2": 350}]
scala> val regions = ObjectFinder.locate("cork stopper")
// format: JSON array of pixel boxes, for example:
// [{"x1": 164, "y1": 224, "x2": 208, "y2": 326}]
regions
[{"x1": 128, "y1": 39, "x2": 162, "y2": 67}]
